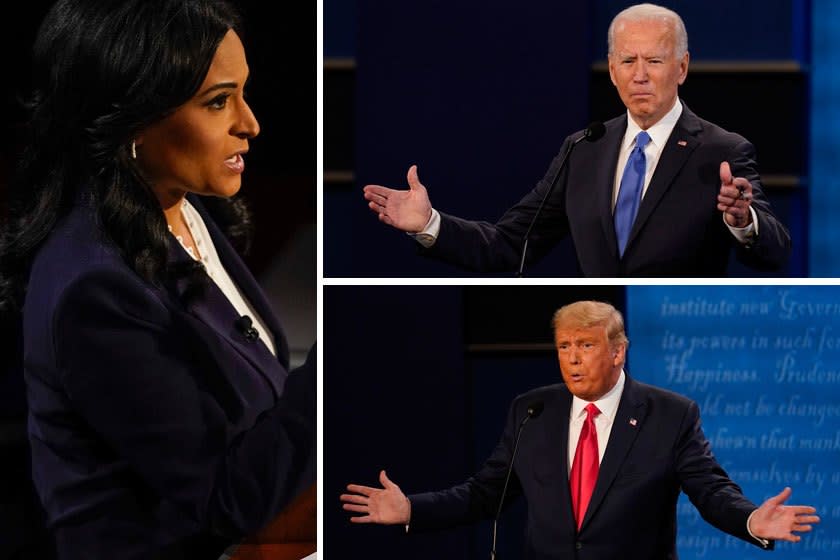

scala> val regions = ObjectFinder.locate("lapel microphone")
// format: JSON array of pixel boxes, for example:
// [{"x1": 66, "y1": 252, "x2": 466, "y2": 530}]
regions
[
  {"x1": 490, "y1": 401, "x2": 544, "y2": 560},
  {"x1": 516, "y1": 122, "x2": 606, "y2": 277},
  {"x1": 234, "y1": 315, "x2": 260, "y2": 342}
]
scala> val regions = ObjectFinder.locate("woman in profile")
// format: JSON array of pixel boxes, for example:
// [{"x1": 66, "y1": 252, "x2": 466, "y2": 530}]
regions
[{"x1": 0, "y1": 0, "x2": 315, "y2": 558}]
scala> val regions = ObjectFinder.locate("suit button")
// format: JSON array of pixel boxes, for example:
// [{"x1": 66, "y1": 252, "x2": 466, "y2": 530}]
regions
[{"x1": 575, "y1": 542, "x2": 582, "y2": 550}]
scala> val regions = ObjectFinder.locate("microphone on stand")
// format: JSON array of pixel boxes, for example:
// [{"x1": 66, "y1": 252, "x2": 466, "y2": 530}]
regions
[
  {"x1": 490, "y1": 401, "x2": 545, "y2": 560},
  {"x1": 516, "y1": 122, "x2": 606, "y2": 277}
]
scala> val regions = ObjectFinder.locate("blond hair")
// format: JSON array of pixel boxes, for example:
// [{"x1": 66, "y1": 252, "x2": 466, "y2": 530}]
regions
[{"x1": 552, "y1": 300, "x2": 629, "y2": 347}]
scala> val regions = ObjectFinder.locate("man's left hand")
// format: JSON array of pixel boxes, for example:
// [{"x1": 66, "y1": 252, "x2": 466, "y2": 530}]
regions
[
  {"x1": 717, "y1": 161, "x2": 753, "y2": 228},
  {"x1": 748, "y1": 487, "x2": 820, "y2": 542}
]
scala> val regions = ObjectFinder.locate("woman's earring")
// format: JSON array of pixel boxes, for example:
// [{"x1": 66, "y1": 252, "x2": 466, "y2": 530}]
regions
[{"x1": 131, "y1": 140, "x2": 137, "y2": 160}]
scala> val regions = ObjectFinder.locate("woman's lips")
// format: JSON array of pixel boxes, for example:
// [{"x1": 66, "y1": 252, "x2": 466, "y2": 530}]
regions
[{"x1": 224, "y1": 153, "x2": 245, "y2": 173}]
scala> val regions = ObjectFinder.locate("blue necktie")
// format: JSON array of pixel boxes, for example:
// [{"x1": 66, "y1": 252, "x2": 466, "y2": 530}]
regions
[{"x1": 614, "y1": 131, "x2": 651, "y2": 257}]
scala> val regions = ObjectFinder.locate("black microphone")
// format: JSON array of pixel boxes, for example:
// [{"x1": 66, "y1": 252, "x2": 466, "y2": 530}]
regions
[
  {"x1": 516, "y1": 122, "x2": 606, "y2": 277},
  {"x1": 234, "y1": 315, "x2": 260, "y2": 341},
  {"x1": 490, "y1": 400, "x2": 544, "y2": 560}
]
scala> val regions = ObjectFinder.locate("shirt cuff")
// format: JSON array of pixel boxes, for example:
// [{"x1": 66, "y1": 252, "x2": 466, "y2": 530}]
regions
[
  {"x1": 725, "y1": 205, "x2": 759, "y2": 243},
  {"x1": 746, "y1": 509, "x2": 771, "y2": 548},
  {"x1": 406, "y1": 209, "x2": 441, "y2": 248}
]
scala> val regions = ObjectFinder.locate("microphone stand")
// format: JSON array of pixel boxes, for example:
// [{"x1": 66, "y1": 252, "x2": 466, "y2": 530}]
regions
[
  {"x1": 516, "y1": 123, "x2": 605, "y2": 277},
  {"x1": 490, "y1": 402, "x2": 543, "y2": 560}
]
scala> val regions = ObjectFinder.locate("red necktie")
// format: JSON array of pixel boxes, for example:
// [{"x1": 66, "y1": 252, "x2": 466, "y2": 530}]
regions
[{"x1": 570, "y1": 403, "x2": 600, "y2": 530}]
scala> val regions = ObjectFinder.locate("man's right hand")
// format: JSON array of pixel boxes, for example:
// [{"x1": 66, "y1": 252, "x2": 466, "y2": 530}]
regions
[
  {"x1": 363, "y1": 165, "x2": 433, "y2": 233},
  {"x1": 340, "y1": 470, "x2": 411, "y2": 525}
]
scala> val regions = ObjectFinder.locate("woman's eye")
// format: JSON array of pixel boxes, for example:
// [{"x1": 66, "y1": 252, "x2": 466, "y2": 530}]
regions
[{"x1": 207, "y1": 94, "x2": 229, "y2": 110}]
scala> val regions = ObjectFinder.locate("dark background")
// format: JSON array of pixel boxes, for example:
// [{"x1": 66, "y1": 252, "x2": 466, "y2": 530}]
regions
[
  {"x1": 0, "y1": 1, "x2": 315, "y2": 556},
  {"x1": 324, "y1": 0, "x2": 812, "y2": 278},
  {"x1": 324, "y1": 285, "x2": 625, "y2": 560}
]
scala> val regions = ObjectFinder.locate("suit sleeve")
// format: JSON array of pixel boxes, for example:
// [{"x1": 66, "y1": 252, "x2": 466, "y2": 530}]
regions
[
  {"x1": 419, "y1": 138, "x2": 574, "y2": 272},
  {"x1": 52, "y1": 268, "x2": 315, "y2": 538},
  {"x1": 728, "y1": 140, "x2": 792, "y2": 270},
  {"x1": 408, "y1": 396, "x2": 523, "y2": 531},
  {"x1": 675, "y1": 401, "x2": 772, "y2": 550}
]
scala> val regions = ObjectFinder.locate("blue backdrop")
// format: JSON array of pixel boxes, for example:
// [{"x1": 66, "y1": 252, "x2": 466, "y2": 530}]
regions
[
  {"x1": 627, "y1": 285, "x2": 839, "y2": 559},
  {"x1": 809, "y1": 0, "x2": 840, "y2": 276}
]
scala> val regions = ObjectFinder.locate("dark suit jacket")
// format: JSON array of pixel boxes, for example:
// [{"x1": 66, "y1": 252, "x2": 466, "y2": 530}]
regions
[
  {"x1": 424, "y1": 103, "x2": 791, "y2": 276},
  {"x1": 408, "y1": 377, "x2": 769, "y2": 560},
  {"x1": 22, "y1": 194, "x2": 316, "y2": 560}
]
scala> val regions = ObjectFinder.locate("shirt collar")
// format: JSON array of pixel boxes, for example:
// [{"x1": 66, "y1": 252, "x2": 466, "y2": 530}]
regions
[
  {"x1": 622, "y1": 97, "x2": 683, "y2": 153},
  {"x1": 571, "y1": 370, "x2": 626, "y2": 423}
]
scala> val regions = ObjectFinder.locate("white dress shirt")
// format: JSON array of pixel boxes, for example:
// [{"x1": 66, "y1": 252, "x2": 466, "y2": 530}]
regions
[
  {"x1": 611, "y1": 99, "x2": 683, "y2": 208},
  {"x1": 177, "y1": 199, "x2": 277, "y2": 357},
  {"x1": 567, "y1": 371, "x2": 625, "y2": 472}
]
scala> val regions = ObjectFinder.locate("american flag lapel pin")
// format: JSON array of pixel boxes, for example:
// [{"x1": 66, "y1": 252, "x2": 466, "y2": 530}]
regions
[
  {"x1": 677, "y1": 140, "x2": 687, "y2": 147},
  {"x1": 629, "y1": 418, "x2": 638, "y2": 426}
]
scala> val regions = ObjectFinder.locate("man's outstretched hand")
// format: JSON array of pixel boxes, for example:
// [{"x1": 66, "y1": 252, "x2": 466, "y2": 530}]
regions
[
  {"x1": 363, "y1": 165, "x2": 433, "y2": 233},
  {"x1": 340, "y1": 470, "x2": 411, "y2": 525},
  {"x1": 748, "y1": 487, "x2": 820, "y2": 542}
]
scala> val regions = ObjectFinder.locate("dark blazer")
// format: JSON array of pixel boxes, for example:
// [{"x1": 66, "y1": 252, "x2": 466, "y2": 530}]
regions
[
  {"x1": 22, "y1": 194, "x2": 315, "y2": 560},
  {"x1": 408, "y1": 377, "x2": 769, "y2": 560},
  {"x1": 424, "y1": 103, "x2": 791, "y2": 276}
]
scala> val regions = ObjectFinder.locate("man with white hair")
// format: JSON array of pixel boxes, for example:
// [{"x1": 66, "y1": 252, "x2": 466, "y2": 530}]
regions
[{"x1": 362, "y1": 3, "x2": 791, "y2": 277}]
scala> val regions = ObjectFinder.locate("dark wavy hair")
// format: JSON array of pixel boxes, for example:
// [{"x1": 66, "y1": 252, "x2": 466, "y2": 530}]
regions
[{"x1": 0, "y1": 0, "x2": 253, "y2": 317}]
